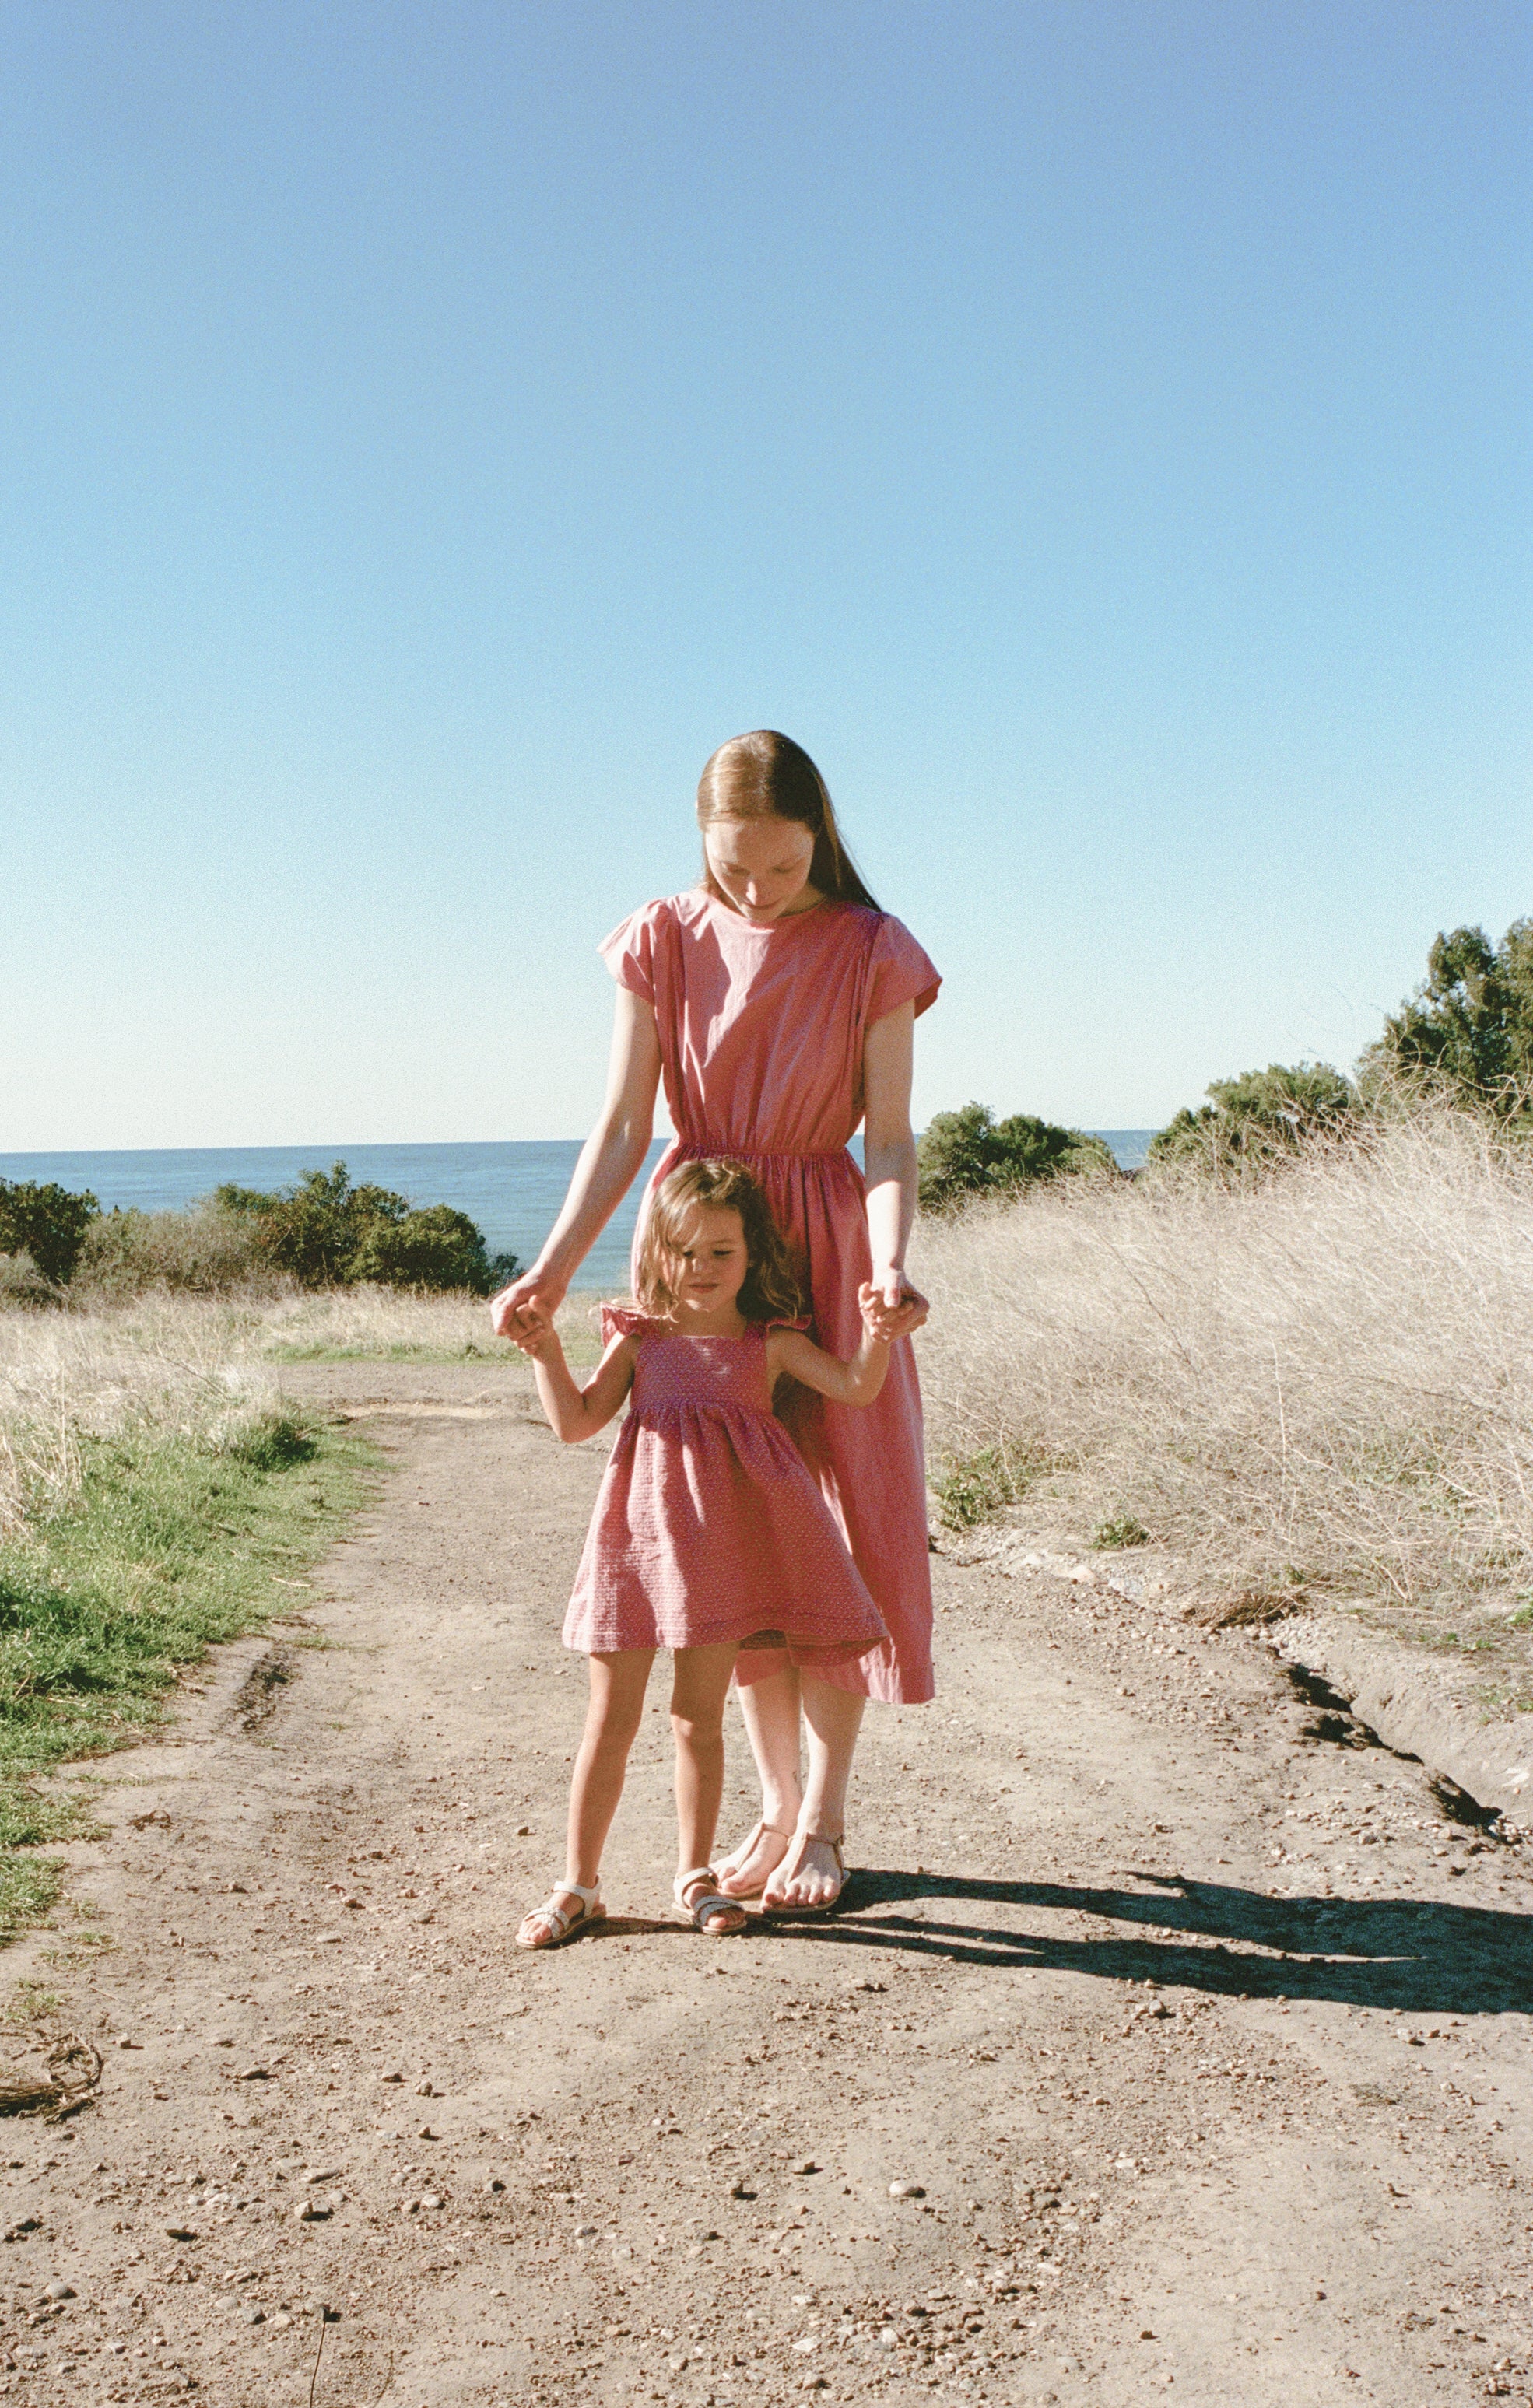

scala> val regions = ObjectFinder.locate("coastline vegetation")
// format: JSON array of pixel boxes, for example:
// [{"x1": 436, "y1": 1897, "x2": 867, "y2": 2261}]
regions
[
  {"x1": 915, "y1": 917, "x2": 1533, "y2": 1688},
  {"x1": 0, "y1": 1301, "x2": 380, "y2": 1938}
]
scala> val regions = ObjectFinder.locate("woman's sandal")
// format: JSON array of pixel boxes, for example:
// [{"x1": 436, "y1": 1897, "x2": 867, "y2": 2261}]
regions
[
  {"x1": 674, "y1": 1870, "x2": 749, "y2": 1937},
  {"x1": 514, "y1": 1880, "x2": 605, "y2": 1950},
  {"x1": 710, "y1": 1819, "x2": 791, "y2": 1900},
  {"x1": 762, "y1": 1834, "x2": 847, "y2": 1916}
]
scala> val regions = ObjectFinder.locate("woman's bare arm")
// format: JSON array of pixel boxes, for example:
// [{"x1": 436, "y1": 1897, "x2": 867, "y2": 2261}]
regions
[
  {"x1": 490, "y1": 989, "x2": 662, "y2": 1337},
  {"x1": 861, "y1": 1001, "x2": 928, "y2": 1336}
]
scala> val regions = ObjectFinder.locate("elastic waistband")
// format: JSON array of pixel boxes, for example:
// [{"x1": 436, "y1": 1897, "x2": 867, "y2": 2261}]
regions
[{"x1": 668, "y1": 1143, "x2": 854, "y2": 1165}]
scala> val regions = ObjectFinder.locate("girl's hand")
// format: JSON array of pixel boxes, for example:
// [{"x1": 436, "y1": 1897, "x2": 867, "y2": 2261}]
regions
[
  {"x1": 857, "y1": 1281, "x2": 901, "y2": 1344},
  {"x1": 869, "y1": 1271, "x2": 929, "y2": 1341},
  {"x1": 490, "y1": 1267, "x2": 568, "y2": 1341},
  {"x1": 510, "y1": 1316, "x2": 563, "y2": 1365}
]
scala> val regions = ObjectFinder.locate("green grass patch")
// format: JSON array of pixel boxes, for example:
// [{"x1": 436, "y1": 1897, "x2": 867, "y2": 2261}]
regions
[
  {"x1": 261, "y1": 1339, "x2": 523, "y2": 1364},
  {"x1": 931, "y1": 1445, "x2": 1043, "y2": 1531},
  {"x1": 1093, "y1": 1512, "x2": 1151, "y2": 1550},
  {"x1": 0, "y1": 1407, "x2": 381, "y2": 1941}
]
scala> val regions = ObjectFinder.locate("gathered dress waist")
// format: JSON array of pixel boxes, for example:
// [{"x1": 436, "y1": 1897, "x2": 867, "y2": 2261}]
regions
[{"x1": 668, "y1": 1140, "x2": 858, "y2": 1168}]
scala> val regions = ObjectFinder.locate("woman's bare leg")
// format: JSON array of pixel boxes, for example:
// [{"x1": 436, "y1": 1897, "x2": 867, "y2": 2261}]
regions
[
  {"x1": 763, "y1": 1674, "x2": 866, "y2": 1909},
  {"x1": 670, "y1": 1642, "x2": 746, "y2": 1876},
  {"x1": 713, "y1": 1667, "x2": 802, "y2": 1895}
]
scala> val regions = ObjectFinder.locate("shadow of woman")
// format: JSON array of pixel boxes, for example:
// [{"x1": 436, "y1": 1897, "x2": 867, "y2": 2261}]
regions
[{"x1": 761, "y1": 1863, "x2": 1533, "y2": 2015}]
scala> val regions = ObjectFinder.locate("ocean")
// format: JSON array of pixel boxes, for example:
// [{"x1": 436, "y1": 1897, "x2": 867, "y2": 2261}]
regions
[{"x1": 0, "y1": 1132, "x2": 1156, "y2": 1290}]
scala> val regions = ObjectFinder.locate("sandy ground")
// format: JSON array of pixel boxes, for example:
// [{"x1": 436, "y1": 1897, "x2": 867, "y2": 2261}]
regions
[{"x1": 2, "y1": 1357, "x2": 1531, "y2": 2408}]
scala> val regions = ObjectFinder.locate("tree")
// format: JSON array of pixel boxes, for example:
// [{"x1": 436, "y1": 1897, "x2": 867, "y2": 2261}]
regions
[
  {"x1": 1366, "y1": 919, "x2": 1533, "y2": 1113},
  {"x1": 213, "y1": 1163, "x2": 514, "y2": 1292},
  {"x1": 0, "y1": 1179, "x2": 100, "y2": 1287},
  {"x1": 1148, "y1": 1063, "x2": 1354, "y2": 1174},
  {"x1": 917, "y1": 1104, "x2": 1117, "y2": 1211}
]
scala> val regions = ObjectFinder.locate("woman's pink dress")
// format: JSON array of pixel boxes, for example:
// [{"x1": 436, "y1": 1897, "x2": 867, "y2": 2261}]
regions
[
  {"x1": 598, "y1": 891, "x2": 942, "y2": 1704},
  {"x1": 563, "y1": 1307, "x2": 889, "y2": 1665}
]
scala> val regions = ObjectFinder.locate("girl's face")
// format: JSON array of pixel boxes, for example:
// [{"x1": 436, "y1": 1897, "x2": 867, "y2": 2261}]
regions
[
  {"x1": 703, "y1": 815, "x2": 818, "y2": 923},
  {"x1": 665, "y1": 1203, "x2": 749, "y2": 1318}
]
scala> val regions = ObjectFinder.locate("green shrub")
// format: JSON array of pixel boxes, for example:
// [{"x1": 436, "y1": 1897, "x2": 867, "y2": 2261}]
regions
[
  {"x1": 1366, "y1": 918, "x2": 1533, "y2": 1115},
  {"x1": 0, "y1": 1181, "x2": 99, "y2": 1287},
  {"x1": 349, "y1": 1203, "x2": 499, "y2": 1293},
  {"x1": 1093, "y1": 1512, "x2": 1150, "y2": 1549},
  {"x1": 917, "y1": 1104, "x2": 1117, "y2": 1212},
  {"x1": 931, "y1": 1445, "x2": 1040, "y2": 1530},
  {"x1": 1148, "y1": 1062, "x2": 1354, "y2": 1176},
  {"x1": 214, "y1": 1162, "x2": 515, "y2": 1294},
  {"x1": 72, "y1": 1203, "x2": 268, "y2": 1300},
  {"x1": 0, "y1": 1254, "x2": 56, "y2": 1309}
]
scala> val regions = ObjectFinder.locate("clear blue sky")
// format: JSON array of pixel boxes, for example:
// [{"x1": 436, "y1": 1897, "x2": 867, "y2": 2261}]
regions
[{"x1": 2, "y1": 1, "x2": 1528, "y2": 1148}]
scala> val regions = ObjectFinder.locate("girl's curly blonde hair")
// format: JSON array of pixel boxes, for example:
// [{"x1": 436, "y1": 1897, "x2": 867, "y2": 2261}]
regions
[{"x1": 634, "y1": 1159, "x2": 805, "y2": 1327}]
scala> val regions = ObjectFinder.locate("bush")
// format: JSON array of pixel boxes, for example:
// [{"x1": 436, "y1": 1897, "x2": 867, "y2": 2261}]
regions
[
  {"x1": 917, "y1": 1104, "x2": 1117, "y2": 1212},
  {"x1": 1366, "y1": 917, "x2": 1533, "y2": 1114},
  {"x1": 0, "y1": 1254, "x2": 55, "y2": 1309},
  {"x1": 349, "y1": 1203, "x2": 500, "y2": 1293},
  {"x1": 1147, "y1": 1062, "x2": 1355, "y2": 1176},
  {"x1": 215, "y1": 1162, "x2": 515, "y2": 1294},
  {"x1": 72, "y1": 1204, "x2": 269, "y2": 1300},
  {"x1": 0, "y1": 1181, "x2": 99, "y2": 1287}
]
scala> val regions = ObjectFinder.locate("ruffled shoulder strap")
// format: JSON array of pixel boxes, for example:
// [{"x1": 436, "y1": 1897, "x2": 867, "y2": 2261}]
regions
[
  {"x1": 600, "y1": 1302, "x2": 652, "y2": 1345},
  {"x1": 763, "y1": 1315, "x2": 812, "y2": 1335}
]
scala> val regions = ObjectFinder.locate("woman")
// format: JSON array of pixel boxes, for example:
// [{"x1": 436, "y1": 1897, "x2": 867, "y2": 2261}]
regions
[{"x1": 492, "y1": 730, "x2": 940, "y2": 1909}]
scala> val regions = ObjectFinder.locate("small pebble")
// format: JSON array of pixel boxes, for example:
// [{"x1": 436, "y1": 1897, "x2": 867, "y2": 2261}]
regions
[
  {"x1": 419, "y1": 2196, "x2": 444, "y2": 2212},
  {"x1": 114, "y1": 2036, "x2": 141, "y2": 2051},
  {"x1": 43, "y1": 2281, "x2": 75, "y2": 2303},
  {"x1": 416, "y1": 2080, "x2": 434, "y2": 2097},
  {"x1": 164, "y1": 2227, "x2": 198, "y2": 2243},
  {"x1": 271, "y1": 2312, "x2": 293, "y2": 2330},
  {"x1": 516, "y1": 1824, "x2": 532, "y2": 1837},
  {"x1": 791, "y1": 2159, "x2": 820, "y2": 2175},
  {"x1": 888, "y1": 2181, "x2": 925, "y2": 2200}
]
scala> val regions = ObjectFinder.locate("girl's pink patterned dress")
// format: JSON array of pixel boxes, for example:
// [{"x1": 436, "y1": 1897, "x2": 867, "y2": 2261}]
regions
[
  {"x1": 599, "y1": 892, "x2": 941, "y2": 1702},
  {"x1": 563, "y1": 1307, "x2": 890, "y2": 1664}
]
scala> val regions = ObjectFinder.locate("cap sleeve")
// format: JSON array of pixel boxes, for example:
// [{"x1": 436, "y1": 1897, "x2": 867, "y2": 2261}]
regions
[
  {"x1": 597, "y1": 901, "x2": 663, "y2": 1004},
  {"x1": 868, "y1": 914, "x2": 941, "y2": 1024},
  {"x1": 600, "y1": 1302, "x2": 650, "y2": 1346}
]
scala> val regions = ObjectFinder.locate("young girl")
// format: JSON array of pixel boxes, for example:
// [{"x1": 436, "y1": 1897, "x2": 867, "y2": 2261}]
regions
[{"x1": 512, "y1": 1159, "x2": 898, "y2": 1947}]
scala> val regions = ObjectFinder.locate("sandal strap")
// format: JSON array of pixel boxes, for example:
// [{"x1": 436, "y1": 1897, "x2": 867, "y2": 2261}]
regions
[{"x1": 524, "y1": 1880, "x2": 600, "y2": 1937}]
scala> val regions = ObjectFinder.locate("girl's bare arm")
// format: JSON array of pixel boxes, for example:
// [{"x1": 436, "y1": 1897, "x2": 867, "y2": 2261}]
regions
[
  {"x1": 521, "y1": 1329, "x2": 637, "y2": 1442},
  {"x1": 490, "y1": 989, "x2": 662, "y2": 1337},
  {"x1": 768, "y1": 1294, "x2": 892, "y2": 1409},
  {"x1": 862, "y1": 1001, "x2": 927, "y2": 1337}
]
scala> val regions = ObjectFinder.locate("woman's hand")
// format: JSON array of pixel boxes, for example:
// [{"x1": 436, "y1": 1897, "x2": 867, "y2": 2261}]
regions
[
  {"x1": 869, "y1": 1271, "x2": 929, "y2": 1341},
  {"x1": 489, "y1": 1267, "x2": 568, "y2": 1341}
]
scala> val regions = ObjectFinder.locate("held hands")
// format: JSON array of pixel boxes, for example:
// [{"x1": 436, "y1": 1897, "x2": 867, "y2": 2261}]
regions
[
  {"x1": 489, "y1": 1268, "x2": 567, "y2": 1344},
  {"x1": 864, "y1": 1271, "x2": 929, "y2": 1344}
]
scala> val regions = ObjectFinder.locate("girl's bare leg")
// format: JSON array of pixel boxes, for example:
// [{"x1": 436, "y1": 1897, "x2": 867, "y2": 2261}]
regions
[
  {"x1": 763, "y1": 1674, "x2": 866, "y2": 1909},
  {"x1": 714, "y1": 1667, "x2": 803, "y2": 1895},
  {"x1": 564, "y1": 1649, "x2": 653, "y2": 1891},
  {"x1": 670, "y1": 1642, "x2": 748, "y2": 1876}
]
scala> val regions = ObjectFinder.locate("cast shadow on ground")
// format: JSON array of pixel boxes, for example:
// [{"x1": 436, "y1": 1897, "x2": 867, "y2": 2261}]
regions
[{"x1": 756, "y1": 1866, "x2": 1533, "y2": 2016}]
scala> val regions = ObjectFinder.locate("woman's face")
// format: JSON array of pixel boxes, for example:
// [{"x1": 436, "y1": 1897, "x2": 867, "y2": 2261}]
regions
[{"x1": 703, "y1": 815, "x2": 819, "y2": 922}]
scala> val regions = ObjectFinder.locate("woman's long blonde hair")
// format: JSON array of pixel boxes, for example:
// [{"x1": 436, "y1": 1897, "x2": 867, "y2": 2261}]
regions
[
  {"x1": 634, "y1": 1159, "x2": 805, "y2": 1327},
  {"x1": 696, "y1": 731, "x2": 881, "y2": 911}
]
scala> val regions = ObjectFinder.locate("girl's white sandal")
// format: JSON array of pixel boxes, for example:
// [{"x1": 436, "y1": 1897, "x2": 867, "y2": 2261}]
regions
[
  {"x1": 515, "y1": 1880, "x2": 605, "y2": 1950},
  {"x1": 673, "y1": 1869, "x2": 749, "y2": 1937}
]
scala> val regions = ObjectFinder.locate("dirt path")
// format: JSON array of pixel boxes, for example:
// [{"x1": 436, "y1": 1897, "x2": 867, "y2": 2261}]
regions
[{"x1": 4, "y1": 1358, "x2": 1531, "y2": 2408}]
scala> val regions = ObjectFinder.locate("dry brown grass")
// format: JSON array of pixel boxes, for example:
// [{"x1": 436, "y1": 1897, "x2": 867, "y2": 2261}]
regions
[
  {"x1": 0, "y1": 1299, "x2": 277, "y2": 1538},
  {"x1": 913, "y1": 1106, "x2": 1533, "y2": 1629}
]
